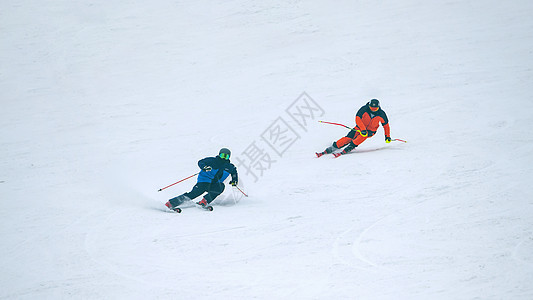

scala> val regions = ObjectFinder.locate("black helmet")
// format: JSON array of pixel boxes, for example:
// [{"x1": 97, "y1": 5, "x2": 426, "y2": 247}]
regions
[
  {"x1": 219, "y1": 148, "x2": 231, "y2": 160},
  {"x1": 369, "y1": 99, "x2": 380, "y2": 107}
]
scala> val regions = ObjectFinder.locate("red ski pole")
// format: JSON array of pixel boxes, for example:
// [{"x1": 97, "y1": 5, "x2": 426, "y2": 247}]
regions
[
  {"x1": 392, "y1": 138, "x2": 407, "y2": 143},
  {"x1": 320, "y1": 121, "x2": 406, "y2": 143},
  {"x1": 318, "y1": 120, "x2": 358, "y2": 131},
  {"x1": 234, "y1": 185, "x2": 249, "y2": 197},
  {"x1": 157, "y1": 172, "x2": 200, "y2": 192}
]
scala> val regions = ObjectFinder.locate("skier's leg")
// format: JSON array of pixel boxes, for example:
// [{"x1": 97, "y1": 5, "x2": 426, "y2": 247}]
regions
[
  {"x1": 336, "y1": 129, "x2": 360, "y2": 148},
  {"x1": 167, "y1": 191, "x2": 194, "y2": 210},
  {"x1": 321, "y1": 141, "x2": 339, "y2": 154},
  {"x1": 343, "y1": 142, "x2": 358, "y2": 153},
  {"x1": 166, "y1": 182, "x2": 210, "y2": 210},
  {"x1": 352, "y1": 134, "x2": 368, "y2": 147},
  {"x1": 204, "y1": 183, "x2": 225, "y2": 204},
  {"x1": 183, "y1": 182, "x2": 209, "y2": 200},
  {"x1": 346, "y1": 129, "x2": 359, "y2": 139},
  {"x1": 318, "y1": 129, "x2": 360, "y2": 157},
  {"x1": 167, "y1": 194, "x2": 190, "y2": 207},
  {"x1": 335, "y1": 137, "x2": 352, "y2": 148},
  {"x1": 340, "y1": 134, "x2": 369, "y2": 154},
  {"x1": 327, "y1": 129, "x2": 359, "y2": 150}
]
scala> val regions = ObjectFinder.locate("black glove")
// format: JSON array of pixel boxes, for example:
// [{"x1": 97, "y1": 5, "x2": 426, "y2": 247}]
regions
[
  {"x1": 360, "y1": 130, "x2": 368, "y2": 137},
  {"x1": 229, "y1": 179, "x2": 238, "y2": 186},
  {"x1": 202, "y1": 165, "x2": 212, "y2": 171},
  {"x1": 385, "y1": 136, "x2": 391, "y2": 143}
]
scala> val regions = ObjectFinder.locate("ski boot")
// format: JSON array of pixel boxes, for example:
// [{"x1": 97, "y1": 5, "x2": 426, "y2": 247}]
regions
[
  {"x1": 196, "y1": 198, "x2": 214, "y2": 211},
  {"x1": 165, "y1": 195, "x2": 190, "y2": 213},
  {"x1": 333, "y1": 142, "x2": 357, "y2": 158},
  {"x1": 165, "y1": 201, "x2": 182, "y2": 213},
  {"x1": 316, "y1": 142, "x2": 339, "y2": 157}
]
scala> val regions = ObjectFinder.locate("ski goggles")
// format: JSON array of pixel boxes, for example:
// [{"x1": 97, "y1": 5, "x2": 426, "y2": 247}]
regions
[
  {"x1": 369, "y1": 106, "x2": 379, "y2": 112},
  {"x1": 219, "y1": 153, "x2": 230, "y2": 160}
]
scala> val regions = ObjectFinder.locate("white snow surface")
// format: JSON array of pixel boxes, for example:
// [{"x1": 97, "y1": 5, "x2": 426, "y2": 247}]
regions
[{"x1": 1, "y1": 1, "x2": 533, "y2": 299}]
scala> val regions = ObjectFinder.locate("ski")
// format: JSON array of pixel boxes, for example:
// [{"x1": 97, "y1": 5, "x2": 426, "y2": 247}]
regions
[
  {"x1": 332, "y1": 152, "x2": 344, "y2": 158},
  {"x1": 163, "y1": 206, "x2": 183, "y2": 213},
  {"x1": 316, "y1": 150, "x2": 338, "y2": 157},
  {"x1": 164, "y1": 203, "x2": 213, "y2": 213},
  {"x1": 165, "y1": 201, "x2": 182, "y2": 213},
  {"x1": 316, "y1": 151, "x2": 344, "y2": 158},
  {"x1": 196, "y1": 204, "x2": 214, "y2": 211}
]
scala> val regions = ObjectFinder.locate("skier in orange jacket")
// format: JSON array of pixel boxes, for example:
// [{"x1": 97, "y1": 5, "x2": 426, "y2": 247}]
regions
[{"x1": 317, "y1": 99, "x2": 391, "y2": 157}]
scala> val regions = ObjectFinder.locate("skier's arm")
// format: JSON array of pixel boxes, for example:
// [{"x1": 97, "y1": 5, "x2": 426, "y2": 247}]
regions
[
  {"x1": 229, "y1": 164, "x2": 239, "y2": 185},
  {"x1": 381, "y1": 111, "x2": 391, "y2": 137},
  {"x1": 383, "y1": 123, "x2": 391, "y2": 137},
  {"x1": 198, "y1": 157, "x2": 214, "y2": 170},
  {"x1": 355, "y1": 106, "x2": 367, "y2": 130}
]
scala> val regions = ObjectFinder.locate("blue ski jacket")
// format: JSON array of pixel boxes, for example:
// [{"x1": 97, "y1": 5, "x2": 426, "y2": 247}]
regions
[{"x1": 197, "y1": 156, "x2": 238, "y2": 184}]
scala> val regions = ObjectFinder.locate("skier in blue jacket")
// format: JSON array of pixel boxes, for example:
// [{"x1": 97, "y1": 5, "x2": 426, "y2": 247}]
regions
[{"x1": 165, "y1": 148, "x2": 238, "y2": 211}]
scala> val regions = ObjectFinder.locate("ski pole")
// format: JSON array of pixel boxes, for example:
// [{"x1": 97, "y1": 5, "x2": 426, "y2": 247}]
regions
[
  {"x1": 392, "y1": 138, "x2": 407, "y2": 143},
  {"x1": 231, "y1": 187, "x2": 238, "y2": 205},
  {"x1": 234, "y1": 185, "x2": 249, "y2": 197},
  {"x1": 320, "y1": 121, "x2": 407, "y2": 143},
  {"x1": 318, "y1": 121, "x2": 360, "y2": 132},
  {"x1": 157, "y1": 172, "x2": 200, "y2": 192}
]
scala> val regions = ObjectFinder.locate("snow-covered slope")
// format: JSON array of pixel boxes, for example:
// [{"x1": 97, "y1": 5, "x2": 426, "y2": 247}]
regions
[{"x1": 1, "y1": 1, "x2": 532, "y2": 299}]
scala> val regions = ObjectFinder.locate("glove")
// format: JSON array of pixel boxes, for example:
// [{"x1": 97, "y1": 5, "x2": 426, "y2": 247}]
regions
[
  {"x1": 229, "y1": 180, "x2": 238, "y2": 186},
  {"x1": 360, "y1": 130, "x2": 368, "y2": 137},
  {"x1": 385, "y1": 136, "x2": 391, "y2": 143},
  {"x1": 202, "y1": 165, "x2": 212, "y2": 171}
]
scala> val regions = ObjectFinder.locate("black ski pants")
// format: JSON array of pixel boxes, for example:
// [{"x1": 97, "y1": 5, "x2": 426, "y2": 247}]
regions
[{"x1": 184, "y1": 181, "x2": 225, "y2": 204}]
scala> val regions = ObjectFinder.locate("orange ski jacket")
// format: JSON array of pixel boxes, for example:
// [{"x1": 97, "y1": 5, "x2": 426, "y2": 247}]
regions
[{"x1": 355, "y1": 103, "x2": 390, "y2": 137}]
